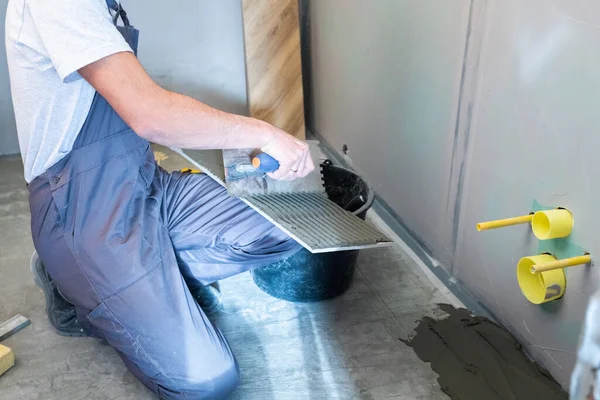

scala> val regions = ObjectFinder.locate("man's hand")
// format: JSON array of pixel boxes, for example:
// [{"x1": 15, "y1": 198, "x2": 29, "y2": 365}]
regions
[
  {"x1": 79, "y1": 52, "x2": 314, "y2": 181},
  {"x1": 259, "y1": 127, "x2": 315, "y2": 180}
]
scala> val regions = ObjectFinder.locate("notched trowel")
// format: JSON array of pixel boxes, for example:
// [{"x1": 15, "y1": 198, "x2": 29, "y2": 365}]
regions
[{"x1": 223, "y1": 140, "x2": 325, "y2": 198}]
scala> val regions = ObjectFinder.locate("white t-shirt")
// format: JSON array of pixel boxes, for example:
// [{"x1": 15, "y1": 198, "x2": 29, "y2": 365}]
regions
[{"x1": 5, "y1": 0, "x2": 133, "y2": 182}]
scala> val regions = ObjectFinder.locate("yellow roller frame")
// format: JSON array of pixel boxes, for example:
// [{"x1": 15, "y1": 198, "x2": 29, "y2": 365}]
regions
[
  {"x1": 476, "y1": 214, "x2": 533, "y2": 231},
  {"x1": 530, "y1": 254, "x2": 592, "y2": 273},
  {"x1": 477, "y1": 208, "x2": 574, "y2": 240}
]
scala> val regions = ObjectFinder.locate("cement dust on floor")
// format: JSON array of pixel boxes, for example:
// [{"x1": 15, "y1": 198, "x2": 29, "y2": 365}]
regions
[{"x1": 0, "y1": 151, "x2": 451, "y2": 399}]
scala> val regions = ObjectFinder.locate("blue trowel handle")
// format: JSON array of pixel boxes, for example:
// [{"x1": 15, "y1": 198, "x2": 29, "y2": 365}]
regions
[{"x1": 252, "y1": 153, "x2": 280, "y2": 173}]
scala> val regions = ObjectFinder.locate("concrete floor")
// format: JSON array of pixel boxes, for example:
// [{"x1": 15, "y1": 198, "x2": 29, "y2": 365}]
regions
[{"x1": 0, "y1": 152, "x2": 453, "y2": 399}]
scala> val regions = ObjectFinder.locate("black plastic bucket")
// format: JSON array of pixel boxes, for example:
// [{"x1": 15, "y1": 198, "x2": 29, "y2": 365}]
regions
[{"x1": 251, "y1": 162, "x2": 374, "y2": 302}]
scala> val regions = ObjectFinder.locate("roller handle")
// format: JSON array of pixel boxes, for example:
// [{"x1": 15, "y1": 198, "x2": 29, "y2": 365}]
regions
[{"x1": 252, "y1": 153, "x2": 280, "y2": 173}]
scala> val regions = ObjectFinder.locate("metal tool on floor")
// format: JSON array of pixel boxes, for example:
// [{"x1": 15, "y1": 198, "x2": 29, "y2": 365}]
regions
[
  {"x1": 0, "y1": 314, "x2": 30, "y2": 377},
  {"x1": 180, "y1": 168, "x2": 202, "y2": 174}
]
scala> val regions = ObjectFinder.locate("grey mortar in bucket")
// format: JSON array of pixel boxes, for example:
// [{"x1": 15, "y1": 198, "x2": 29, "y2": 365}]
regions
[{"x1": 251, "y1": 161, "x2": 374, "y2": 302}]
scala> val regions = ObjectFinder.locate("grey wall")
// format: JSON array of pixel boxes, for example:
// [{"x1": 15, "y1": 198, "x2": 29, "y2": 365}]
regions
[
  {"x1": 453, "y1": 0, "x2": 600, "y2": 387},
  {"x1": 304, "y1": 0, "x2": 600, "y2": 388},
  {"x1": 304, "y1": 0, "x2": 472, "y2": 268},
  {"x1": 124, "y1": 0, "x2": 248, "y2": 116},
  {"x1": 0, "y1": 0, "x2": 248, "y2": 156},
  {"x1": 0, "y1": 0, "x2": 18, "y2": 156}
]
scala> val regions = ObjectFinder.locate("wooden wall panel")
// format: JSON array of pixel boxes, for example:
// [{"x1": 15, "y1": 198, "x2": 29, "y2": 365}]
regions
[{"x1": 241, "y1": 0, "x2": 306, "y2": 139}]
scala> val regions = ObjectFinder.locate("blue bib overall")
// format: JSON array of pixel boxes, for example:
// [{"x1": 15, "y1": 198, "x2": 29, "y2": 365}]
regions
[{"x1": 27, "y1": 2, "x2": 300, "y2": 398}]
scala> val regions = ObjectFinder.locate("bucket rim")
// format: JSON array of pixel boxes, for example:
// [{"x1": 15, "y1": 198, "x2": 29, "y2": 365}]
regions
[{"x1": 320, "y1": 163, "x2": 374, "y2": 216}]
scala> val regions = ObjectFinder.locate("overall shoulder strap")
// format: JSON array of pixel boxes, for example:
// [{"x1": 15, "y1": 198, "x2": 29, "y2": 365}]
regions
[{"x1": 105, "y1": 0, "x2": 131, "y2": 26}]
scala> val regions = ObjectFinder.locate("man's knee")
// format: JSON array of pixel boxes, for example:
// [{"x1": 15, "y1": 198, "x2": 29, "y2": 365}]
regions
[{"x1": 160, "y1": 359, "x2": 240, "y2": 400}]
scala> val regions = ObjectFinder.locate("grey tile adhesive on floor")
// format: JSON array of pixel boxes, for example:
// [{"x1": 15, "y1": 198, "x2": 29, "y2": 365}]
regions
[
  {"x1": 0, "y1": 149, "x2": 454, "y2": 399},
  {"x1": 403, "y1": 305, "x2": 568, "y2": 400}
]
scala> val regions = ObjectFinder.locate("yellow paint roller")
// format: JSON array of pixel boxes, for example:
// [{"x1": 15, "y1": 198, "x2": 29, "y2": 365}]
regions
[
  {"x1": 517, "y1": 254, "x2": 592, "y2": 304},
  {"x1": 477, "y1": 208, "x2": 574, "y2": 240}
]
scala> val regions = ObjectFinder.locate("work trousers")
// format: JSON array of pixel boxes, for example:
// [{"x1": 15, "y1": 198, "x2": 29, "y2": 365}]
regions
[{"x1": 28, "y1": 94, "x2": 300, "y2": 399}]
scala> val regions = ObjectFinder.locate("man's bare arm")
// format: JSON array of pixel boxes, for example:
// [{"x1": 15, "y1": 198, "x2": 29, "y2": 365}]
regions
[{"x1": 79, "y1": 52, "x2": 314, "y2": 180}]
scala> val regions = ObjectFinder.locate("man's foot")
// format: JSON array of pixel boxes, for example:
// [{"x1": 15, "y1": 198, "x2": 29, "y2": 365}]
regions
[
  {"x1": 30, "y1": 253, "x2": 86, "y2": 337},
  {"x1": 191, "y1": 282, "x2": 223, "y2": 316}
]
